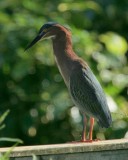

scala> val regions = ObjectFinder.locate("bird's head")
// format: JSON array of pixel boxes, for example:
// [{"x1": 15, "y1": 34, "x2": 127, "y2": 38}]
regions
[{"x1": 25, "y1": 22, "x2": 70, "y2": 51}]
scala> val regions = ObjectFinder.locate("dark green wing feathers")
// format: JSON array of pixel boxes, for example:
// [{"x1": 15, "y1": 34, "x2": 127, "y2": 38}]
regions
[{"x1": 69, "y1": 65, "x2": 112, "y2": 128}]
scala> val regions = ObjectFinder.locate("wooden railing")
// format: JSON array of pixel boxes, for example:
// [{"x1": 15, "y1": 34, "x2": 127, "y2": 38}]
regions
[{"x1": 0, "y1": 139, "x2": 128, "y2": 160}]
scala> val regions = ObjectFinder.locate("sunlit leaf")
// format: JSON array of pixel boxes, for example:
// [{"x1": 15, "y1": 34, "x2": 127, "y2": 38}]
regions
[
  {"x1": 58, "y1": 1, "x2": 102, "y2": 12},
  {"x1": 99, "y1": 32, "x2": 128, "y2": 55}
]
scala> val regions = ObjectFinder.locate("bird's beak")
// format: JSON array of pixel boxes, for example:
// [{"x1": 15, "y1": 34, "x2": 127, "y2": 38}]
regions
[{"x1": 25, "y1": 32, "x2": 46, "y2": 51}]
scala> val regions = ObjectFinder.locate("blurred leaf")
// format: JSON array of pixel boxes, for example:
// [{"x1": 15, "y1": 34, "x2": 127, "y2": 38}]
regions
[
  {"x1": 11, "y1": 60, "x2": 33, "y2": 80},
  {"x1": 99, "y1": 32, "x2": 128, "y2": 55},
  {"x1": 58, "y1": 1, "x2": 102, "y2": 12},
  {"x1": 0, "y1": 124, "x2": 6, "y2": 130},
  {"x1": 32, "y1": 154, "x2": 38, "y2": 160},
  {"x1": 0, "y1": 138, "x2": 23, "y2": 143},
  {"x1": 0, "y1": 142, "x2": 22, "y2": 160},
  {"x1": 0, "y1": 110, "x2": 10, "y2": 125}
]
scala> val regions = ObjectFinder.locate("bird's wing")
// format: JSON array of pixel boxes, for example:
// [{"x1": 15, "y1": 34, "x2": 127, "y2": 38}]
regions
[{"x1": 69, "y1": 65, "x2": 112, "y2": 127}]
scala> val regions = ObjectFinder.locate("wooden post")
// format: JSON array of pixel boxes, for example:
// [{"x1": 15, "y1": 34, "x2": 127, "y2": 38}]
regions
[{"x1": 0, "y1": 139, "x2": 128, "y2": 160}]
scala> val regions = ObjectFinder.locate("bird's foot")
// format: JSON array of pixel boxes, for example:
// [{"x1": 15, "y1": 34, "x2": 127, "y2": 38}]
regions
[{"x1": 81, "y1": 138, "x2": 101, "y2": 143}]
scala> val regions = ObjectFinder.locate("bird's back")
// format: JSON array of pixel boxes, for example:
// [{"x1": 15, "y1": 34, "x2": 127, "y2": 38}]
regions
[{"x1": 69, "y1": 59, "x2": 112, "y2": 128}]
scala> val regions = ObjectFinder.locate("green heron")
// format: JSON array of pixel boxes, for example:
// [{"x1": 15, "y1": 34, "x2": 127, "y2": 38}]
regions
[{"x1": 25, "y1": 22, "x2": 112, "y2": 142}]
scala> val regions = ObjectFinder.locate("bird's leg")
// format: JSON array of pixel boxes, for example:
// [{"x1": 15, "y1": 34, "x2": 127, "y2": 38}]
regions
[
  {"x1": 69, "y1": 116, "x2": 96, "y2": 143},
  {"x1": 81, "y1": 114, "x2": 87, "y2": 142},
  {"x1": 89, "y1": 117, "x2": 94, "y2": 141},
  {"x1": 67, "y1": 114, "x2": 87, "y2": 143}
]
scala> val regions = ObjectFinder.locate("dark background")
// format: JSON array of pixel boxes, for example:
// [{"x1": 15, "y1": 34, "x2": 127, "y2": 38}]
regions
[{"x1": 0, "y1": 0, "x2": 128, "y2": 146}]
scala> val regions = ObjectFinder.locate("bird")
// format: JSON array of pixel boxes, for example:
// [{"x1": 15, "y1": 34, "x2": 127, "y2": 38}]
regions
[{"x1": 25, "y1": 22, "x2": 112, "y2": 142}]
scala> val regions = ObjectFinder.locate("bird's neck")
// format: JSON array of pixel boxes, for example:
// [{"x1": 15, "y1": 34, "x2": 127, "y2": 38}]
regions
[
  {"x1": 52, "y1": 32, "x2": 78, "y2": 86},
  {"x1": 52, "y1": 32, "x2": 76, "y2": 60}
]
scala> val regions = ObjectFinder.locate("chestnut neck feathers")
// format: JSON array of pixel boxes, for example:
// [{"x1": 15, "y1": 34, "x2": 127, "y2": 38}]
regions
[{"x1": 52, "y1": 25, "x2": 78, "y2": 85}]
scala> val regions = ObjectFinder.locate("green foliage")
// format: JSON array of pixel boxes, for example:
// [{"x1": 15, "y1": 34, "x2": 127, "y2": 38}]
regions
[
  {"x1": 0, "y1": 143, "x2": 19, "y2": 160},
  {"x1": 0, "y1": 110, "x2": 10, "y2": 131},
  {"x1": 32, "y1": 154, "x2": 38, "y2": 160},
  {"x1": 0, "y1": 111, "x2": 23, "y2": 159},
  {"x1": 0, "y1": 0, "x2": 128, "y2": 146}
]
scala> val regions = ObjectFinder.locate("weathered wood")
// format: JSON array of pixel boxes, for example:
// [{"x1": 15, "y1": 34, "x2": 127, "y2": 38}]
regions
[{"x1": 0, "y1": 139, "x2": 128, "y2": 160}]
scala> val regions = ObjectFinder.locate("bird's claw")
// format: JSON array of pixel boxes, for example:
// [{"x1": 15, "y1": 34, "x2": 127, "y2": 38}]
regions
[{"x1": 81, "y1": 138, "x2": 101, "y2": 143}]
